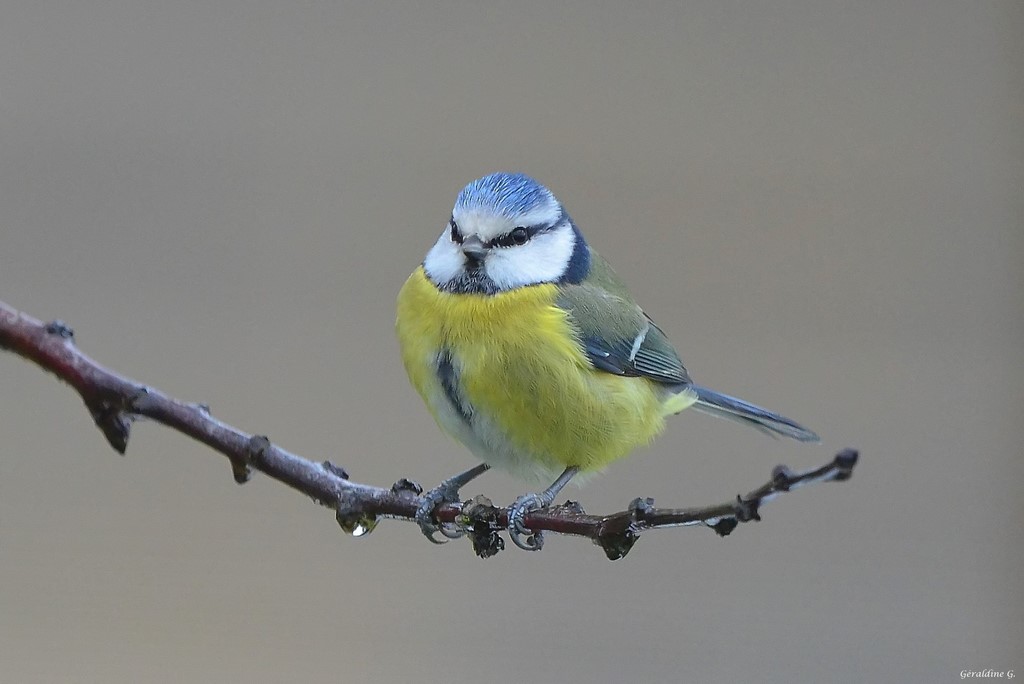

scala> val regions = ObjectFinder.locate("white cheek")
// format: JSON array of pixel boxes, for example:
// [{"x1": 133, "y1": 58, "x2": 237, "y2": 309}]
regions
[
  {"x1": 423, "y1": 232, "x2": 463, "y2": 285},
  {"x1": 485, "y1": 226, "x2": 575, "y2": 289}
]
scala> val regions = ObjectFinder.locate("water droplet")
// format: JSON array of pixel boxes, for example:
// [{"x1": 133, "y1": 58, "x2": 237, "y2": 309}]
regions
[{"x1": 336, "y1": 510, "x2": 378, "y2": 537}]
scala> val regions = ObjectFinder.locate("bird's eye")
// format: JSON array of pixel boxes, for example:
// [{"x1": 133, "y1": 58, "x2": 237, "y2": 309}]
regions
[
  {"x1": 495, "y1": 227, "x2": 530, "y2": 248},
  {"x1": 450, "y1": 220, "x2": 463, "y2": 244}
]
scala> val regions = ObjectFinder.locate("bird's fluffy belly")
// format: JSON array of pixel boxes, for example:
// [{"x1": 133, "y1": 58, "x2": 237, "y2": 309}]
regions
[{"x1": 396, "y1": 267, "x2": 674, "y2": 482}]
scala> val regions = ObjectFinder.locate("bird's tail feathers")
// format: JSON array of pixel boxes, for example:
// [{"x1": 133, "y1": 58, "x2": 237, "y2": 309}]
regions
[{"x1": 690, "y1": 385, "x2": 820, "y2": 443}]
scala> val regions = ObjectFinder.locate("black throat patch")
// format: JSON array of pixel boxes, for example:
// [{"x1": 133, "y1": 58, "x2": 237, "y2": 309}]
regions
[{"x1": 436, "y1": 269, "x2": 500, "y2": 295}]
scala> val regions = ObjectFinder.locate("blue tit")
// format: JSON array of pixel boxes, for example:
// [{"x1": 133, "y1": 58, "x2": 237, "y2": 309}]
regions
[{"x1": 396, "y1": 172, "x2": 818, "y2": 550}]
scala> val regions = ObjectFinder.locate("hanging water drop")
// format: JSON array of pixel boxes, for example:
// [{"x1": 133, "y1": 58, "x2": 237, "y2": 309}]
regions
[{"x1": 336, "y1": 509, "x2": 378, "y2": 537}]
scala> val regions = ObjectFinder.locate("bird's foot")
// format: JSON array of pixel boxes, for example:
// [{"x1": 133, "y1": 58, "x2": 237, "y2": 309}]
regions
[
  {"x1": 414, "y1": 464, "x2": 491, "y2": 544},
  {"x1": 508, "y1": 492, "x2": 550, "y2": 551},
  {"x1": 507, "y1": 467, "x2": 580, "y2": 551},
  {"x1": 415, "y1": 482, "x2": 467, "y2": 544}
]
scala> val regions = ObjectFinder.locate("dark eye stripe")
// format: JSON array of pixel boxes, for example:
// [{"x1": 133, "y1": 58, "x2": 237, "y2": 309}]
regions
[
  {"x1": 449, "y1": 219, "x2": 463, "y2": 244},
  {"x1": 490, "y1": 226, "x2": 534, "y2": 248}
]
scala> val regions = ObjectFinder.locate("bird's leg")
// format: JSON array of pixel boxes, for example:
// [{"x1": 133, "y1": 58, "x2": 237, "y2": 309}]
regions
[
  {"x1": 508, "y1": 466, "x2": 580, "y2": 551},
  {"x1": 415, "y1": 463, "x2": 491, "y2": 543}
]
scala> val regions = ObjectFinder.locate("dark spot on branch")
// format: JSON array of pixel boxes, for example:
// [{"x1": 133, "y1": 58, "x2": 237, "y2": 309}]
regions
[
  {"x1": 629, "y1": 497, "x2": 655, "y2": 515},
  {"x1": 322, "y1": 461, "x2": 350, "y2": 480},
  {"x1": 245, "y1": 435, "x2": 270, "y2": 459},
  {"x1": 461, "y1": 495, "x2": 505, "y2": 559},
  {"x1": 771, "y1": 465, "x2": 795, "y2": 490},
  {"x1": 235, "y1": 435, "x2": 270, "y2": 484},
  {"x1": 558, "y1": 500, "x2": 586, "y2": 515},
  {"x1": 391, "y1": 478, "x2": 421, "y2": 495},
  {"x1": 733, "y1": 495, "x2": 761, "y2": 522},
  {"x1": 44, "y1": 320, "x2": 74, "y2": 339},
  {"x1": 710, "y1": 518, "x2": 739, "y2": 537},
  {"x1": 598, "y1": 526, "x2": 639, "y2": 560}
]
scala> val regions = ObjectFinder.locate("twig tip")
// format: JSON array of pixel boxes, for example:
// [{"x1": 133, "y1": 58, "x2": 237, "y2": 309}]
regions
[{"x1": 835, "y1": 448, "x2": 859, "y2": 468}]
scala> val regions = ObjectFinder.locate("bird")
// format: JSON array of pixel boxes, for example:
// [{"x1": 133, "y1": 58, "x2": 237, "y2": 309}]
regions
[{"x1": 395, "y1": 172, "x2": 818, "y2": 550}]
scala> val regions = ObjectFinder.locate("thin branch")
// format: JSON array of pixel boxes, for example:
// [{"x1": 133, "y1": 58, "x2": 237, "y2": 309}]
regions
[{"x1": 0, "y1": 299, "x2": 858, "y2": 559}]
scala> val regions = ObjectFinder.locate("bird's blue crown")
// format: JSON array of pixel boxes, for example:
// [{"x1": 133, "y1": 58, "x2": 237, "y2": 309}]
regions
[{"x1": 454, "y1": 173, "x2": 556, "y2": 220}]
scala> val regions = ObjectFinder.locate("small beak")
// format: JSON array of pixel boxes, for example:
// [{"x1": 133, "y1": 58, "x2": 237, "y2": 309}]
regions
[{"x1": 461, "y1": 235, "x2": 488, "y2": 264}]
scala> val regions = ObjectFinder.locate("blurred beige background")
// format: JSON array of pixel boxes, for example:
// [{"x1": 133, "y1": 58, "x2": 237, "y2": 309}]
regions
[{"x1": 1, "y1": 2, "x2": 1020, "y2": 682}]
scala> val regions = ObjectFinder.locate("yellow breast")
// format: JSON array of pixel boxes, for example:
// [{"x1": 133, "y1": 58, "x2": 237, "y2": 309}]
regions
[{"x1": 395, "y1": 266, "x2": 676, "y2": 481}]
